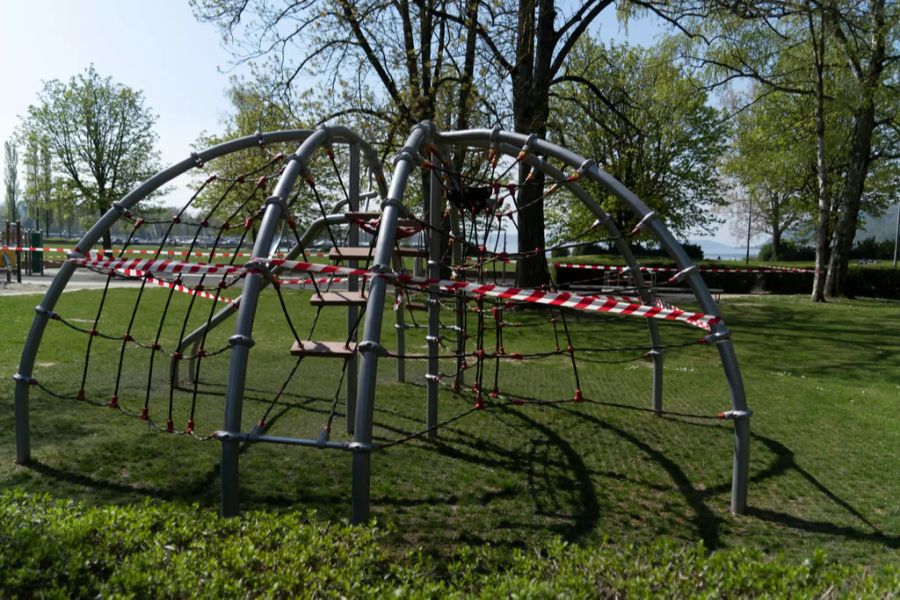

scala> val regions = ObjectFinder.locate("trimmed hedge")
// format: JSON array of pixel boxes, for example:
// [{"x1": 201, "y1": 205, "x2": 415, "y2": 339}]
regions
[
  {"x1": 555, "y1": 263, "x2": 899, "y2": 299},
  {"x1": 1, "y1": 490, "x2": 896, "y2": 598}
]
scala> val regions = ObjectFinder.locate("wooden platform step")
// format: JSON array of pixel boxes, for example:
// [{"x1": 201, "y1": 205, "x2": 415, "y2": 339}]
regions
[
  {"x1": 290, "y1": 340, "x2": 357, "y2": 358},
  {"x1": 344, "y1": 212, "x2": 420, "y2": 228},
  {"x1": 310, "y1": 291, "x2": 368, "y2": 306},
  {"x1": 329, "y1": 246, "x2": 428, "y2": 261}
]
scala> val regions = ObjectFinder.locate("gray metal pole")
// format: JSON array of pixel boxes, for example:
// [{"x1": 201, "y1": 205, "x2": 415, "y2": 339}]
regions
[
  {"x1": 347, "y1": 143, "x2": 360, "y2": 434},
  {"x1": 352, "y1": 122, "x2": 431, "y2": 523},
  {"x1": 426, "y1": 166, "x2": 441, "y2": 437},
  {"x1": 221, "y1": 128, "x2": 331, "y2": 516}
]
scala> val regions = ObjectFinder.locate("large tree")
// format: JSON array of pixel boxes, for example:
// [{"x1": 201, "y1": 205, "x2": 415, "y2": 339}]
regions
[
  {"x1": 547, "y1": 37, "x2": 729, "y2": 243},
  {"x1": 720, "y1": 88, "x2": 818, "y2": 260},
  {"x1": 629, "y1": 0, "x2": 900, "y2": 299},
  {"x1": 21, "y1": 66, "x2": 160, "y2": 249},
  {"x1": 3, "y1": 140, "x2": 18, "y2": 223},
  {"x1": 193, "y1": 0, "x2": 620, "y2": 285}
]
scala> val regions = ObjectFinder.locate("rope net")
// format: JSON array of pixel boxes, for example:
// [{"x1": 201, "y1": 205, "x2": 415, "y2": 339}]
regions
[{"x1": 29, "y1": 134, "x2": 733, "y2": 460}]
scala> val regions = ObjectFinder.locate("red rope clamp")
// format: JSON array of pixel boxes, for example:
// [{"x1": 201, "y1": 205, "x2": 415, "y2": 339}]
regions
[
  {"x1": 185, "y1": 420, "x2": 195, "y2": 434},
  {"x1": 139, "y1": 407, "x2": 149, "y2": 421},
  {"x1": 108, "y1": 395, "x2": 119, "y2": 409}
]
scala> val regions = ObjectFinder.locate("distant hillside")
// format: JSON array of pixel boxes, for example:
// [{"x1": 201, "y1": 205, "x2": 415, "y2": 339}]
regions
[{"x1": 860, "y1": 204, "x2": 899, "y2": 241}]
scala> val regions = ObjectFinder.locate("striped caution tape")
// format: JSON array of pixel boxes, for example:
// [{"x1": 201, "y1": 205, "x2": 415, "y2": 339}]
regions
[
  {"x1": 262, "y1": 258, "x2": 721, "y2": 331},
  {"x1": 1, "y1": 245, "x2": 330, "y2": 260},
  {"x1": 69, "y1": 256, "x2": 722, "y2": 331},
  {"x1": 113, "y1": 267, "x2": 237, "y2": 304}
]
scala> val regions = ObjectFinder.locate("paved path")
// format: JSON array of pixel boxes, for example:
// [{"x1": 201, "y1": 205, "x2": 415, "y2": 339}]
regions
[{"x1": 0, "y1": 268, "x2": 147, "y2": 297}]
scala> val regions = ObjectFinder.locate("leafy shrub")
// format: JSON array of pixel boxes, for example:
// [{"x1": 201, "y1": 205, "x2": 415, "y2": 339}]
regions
[
  {"x1": 758, "y1": 241, "x2": 816, "y2": 261},
  {"x1": 1, "y1": 490, "x2": 897, "y2": 598},
  {"x1": 850, "y1": 236, "x2": 895, "y2": 260}
]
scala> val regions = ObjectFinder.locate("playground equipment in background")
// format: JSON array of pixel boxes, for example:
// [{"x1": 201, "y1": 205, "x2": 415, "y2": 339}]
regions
[
  {"x1": 1, "y1": 221, "x2": 44, "y2": 283},
  {"x1": 13, "y1": 124, "x2": 751, "y2": 524}
]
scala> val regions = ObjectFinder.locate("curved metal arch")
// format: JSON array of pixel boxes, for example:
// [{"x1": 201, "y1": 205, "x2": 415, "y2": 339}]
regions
[
  {"x1": 219, "y1": 125, "x2": 388, "y2": 515},
  {"x1": 13, "y1": 126, "x2": 388, "y2": 470},
  {"x1": 422, "y1": 135, "x2": 665, "y2": 412},
  {"x1": 351, "y1": 123, "x2": 750, "y2": 523}
]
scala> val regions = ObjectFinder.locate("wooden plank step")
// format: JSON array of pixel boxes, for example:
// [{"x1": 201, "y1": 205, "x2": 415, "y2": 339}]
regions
[
  {"x1": 344, "y1": 212, "x2": 420, "y2": 228},
  {"x1": 290, "y1": 340, "x2": 356, "y2": 358},
  {"x1": 405, "y1": 301, "x2": 429, "y2": 311},
  {"x1": 310, "y1": 291, "x2": 368, "y2": 306},
  {"x1": 329, "y1": 246, "x2": 428, "y2": 261}
]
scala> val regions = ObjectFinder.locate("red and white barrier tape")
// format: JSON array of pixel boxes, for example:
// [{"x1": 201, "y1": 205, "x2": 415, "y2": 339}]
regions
[
  {"x1": 264, "y1": 258, "x2": 721, "y2": 331},
  {"x1": 69, "y1": 256, "x2": 721, "y2": 330},
  {"x1": 1, "y1": 245, "x2": 330, "y2": 260},
  {"x1": 554, "y1": 262, "x2": 813, "y2": 274},
  {"x1": 114, "y1": 268, "x2": 237, "y2": 304}
]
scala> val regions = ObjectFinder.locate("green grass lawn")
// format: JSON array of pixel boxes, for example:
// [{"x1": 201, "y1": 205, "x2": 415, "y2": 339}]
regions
[{"x1": 1, "y1": 285, "x2": 898, "y2": 594}]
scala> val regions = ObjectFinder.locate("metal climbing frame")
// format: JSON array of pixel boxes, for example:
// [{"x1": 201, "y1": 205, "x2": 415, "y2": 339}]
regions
[
  {"x1": 13, "y1": 122, "x2": 750, "y2": 524},
  {"x1": 349, "y1": 123, "x2": 750, "y2": 522}
]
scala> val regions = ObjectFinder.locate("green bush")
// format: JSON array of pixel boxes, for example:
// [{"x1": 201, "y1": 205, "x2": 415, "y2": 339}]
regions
[
  {"x1": 758, "y1": 241, "x2": 816, "y2": 261},
  {"x1": 850, "y1": 236, "x2": 896, "y2": 260},
  {"x1": 1, "y1": 490, "x2": 896, "y2": 598}
]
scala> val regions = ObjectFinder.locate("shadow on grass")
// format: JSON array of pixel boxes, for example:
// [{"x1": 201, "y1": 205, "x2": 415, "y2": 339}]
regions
[{"x1": 12, "y1": 395, "x2": 897, "y2": 553}]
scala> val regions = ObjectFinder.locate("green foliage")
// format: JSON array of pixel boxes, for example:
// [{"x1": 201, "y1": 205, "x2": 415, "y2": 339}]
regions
[
  {"x1": 720, "y1": 88, "x2": 814, "y2": 244},
  {"x1": 548, "y1": 37, "x2": 729, "y2": 241},
  {"x1": 849, "y1": 236, "x2": 896, "y2": 260},
  {"x1": 1, "y1": 490, "x2": 896, "y2": 597},
  {"x1": 3, "y1": 139, "x2": 18, "y2": 222},
  {"x1": 2, "y1": 291, "x2": 899, "y2": 595},
  {"x1": 20, "y1": 65, "x2": 161, "y2": 221},
  {"x1": 758, "y1": 241, "x2": 816, "y2": 262}
]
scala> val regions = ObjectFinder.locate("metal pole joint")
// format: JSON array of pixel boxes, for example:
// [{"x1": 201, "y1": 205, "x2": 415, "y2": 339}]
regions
[
  {"x1": 702, "y1": 329, "x2": 732, "y2": 345},
  {"x1": 357, "y1": 340, "x2": 388, "y2": 356},
  {"x1": 719, "y1": 409, "x2": 753, "y2": 420},
  {"x1": 228, "y1": 334, "x2": 255, "y2": 349}
]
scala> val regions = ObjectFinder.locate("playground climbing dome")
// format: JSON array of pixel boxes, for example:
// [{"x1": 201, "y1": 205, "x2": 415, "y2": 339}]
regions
[{"x1": 13, "y1": 123, "x2": 752, "y2": 523}]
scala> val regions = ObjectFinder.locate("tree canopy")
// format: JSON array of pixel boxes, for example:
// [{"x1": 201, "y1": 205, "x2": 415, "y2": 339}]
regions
[
  {"x1": 21, "y1": 66, "x2": 160, "y2": 248},
  {"x1": 3, "y1": 140, "x2": 18, "y2": 222},
  {"x1": 548, "y1": 37, "x2": 728, "y2": 241}
]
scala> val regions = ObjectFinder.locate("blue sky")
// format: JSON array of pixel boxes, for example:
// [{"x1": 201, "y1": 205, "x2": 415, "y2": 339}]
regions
[{"x1": 0, "y1": 1, "x2": 739, "y2": 245}]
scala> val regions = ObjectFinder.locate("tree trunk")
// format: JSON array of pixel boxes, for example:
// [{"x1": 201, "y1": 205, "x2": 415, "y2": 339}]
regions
[
  {"x1": 809, "y1": 7, "x2": 830, "y2": 302},
  {"x1": 771, "y1": 227, "x2": 781, "y2": 262},
  {"x1": 825, "y1": 98, "x2": 876, "y2": 297},
  {"x1": 512, "y1": 0, "x2": 555, "y2": 287}
]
